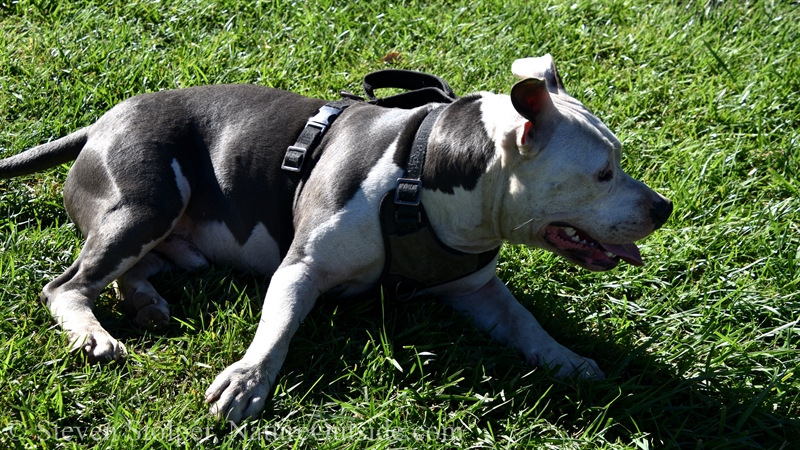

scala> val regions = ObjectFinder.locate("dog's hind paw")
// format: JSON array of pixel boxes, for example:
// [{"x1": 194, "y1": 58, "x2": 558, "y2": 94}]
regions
[
  {"x1": 69, "y1": 329, "x2": 128, "y2": 363},
  {"x1": 135, "y1": 302, "x2": 170, "y2": 329},
  {"x1": 121, "y1": 290, "x2": 170, "y2": 330},
  {"x1": 205, "y1": 359, "x2": 271, "y2": 424}
]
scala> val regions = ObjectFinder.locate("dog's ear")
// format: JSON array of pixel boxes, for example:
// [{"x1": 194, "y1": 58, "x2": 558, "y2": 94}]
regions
[
  {"x1": 511, "y1": 78, "x2": 554, "y2": 124},
  {"x1": 510, "y1": 78, "x2": 555, "y2": 156},
  {"x1": 511, "y1": 54, "x2": 567, "y2": 95}
]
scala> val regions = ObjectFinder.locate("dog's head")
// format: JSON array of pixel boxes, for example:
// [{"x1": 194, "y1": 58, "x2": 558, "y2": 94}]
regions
[{"x1": 498, "y1": 55, "x2": 672, "y2": 271}]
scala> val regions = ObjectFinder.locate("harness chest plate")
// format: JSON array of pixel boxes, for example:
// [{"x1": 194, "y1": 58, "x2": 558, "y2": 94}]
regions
[{"x1": 378, "y1": 191, "x2": 500, "y2": 300}]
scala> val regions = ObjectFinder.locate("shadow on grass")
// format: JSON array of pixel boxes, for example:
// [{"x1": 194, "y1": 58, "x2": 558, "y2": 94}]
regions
[
  {"x1": 93, "y1": 266, "x2": 270, "y2": 342},
  {"x1": 505, "y1": 289, "x2": 798, "y2": 449},
  {"x1": 89, "y1": 268, "x2": 796, "y2": 448}
]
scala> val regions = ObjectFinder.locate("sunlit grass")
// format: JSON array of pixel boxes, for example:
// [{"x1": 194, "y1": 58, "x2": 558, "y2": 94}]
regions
[{"x1": 1, "y1": 0, "x2": 798, "y2": 448}]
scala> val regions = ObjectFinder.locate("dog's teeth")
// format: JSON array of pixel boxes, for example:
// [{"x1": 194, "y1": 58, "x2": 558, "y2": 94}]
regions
[
  {"x1": 571, "y1": 236, "x2": 580, "y2": 242},
  {"x1": 580, "y1": 240, "x2": 587, "y2": 245},
  {"x1": 563, "y1": 227, "x2": 576, "y2": 236},
  {"x1": 604, "y1": 251, "x2": 615, "y2": 257}
]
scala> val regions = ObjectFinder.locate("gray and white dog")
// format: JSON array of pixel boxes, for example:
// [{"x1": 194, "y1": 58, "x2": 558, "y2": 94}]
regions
[{"x1": 0, "y1": 55, "x2": 671, "y2": 423}]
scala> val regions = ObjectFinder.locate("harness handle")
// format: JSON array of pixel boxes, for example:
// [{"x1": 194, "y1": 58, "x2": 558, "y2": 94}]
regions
[{"x1": 360, "y1": 69, "x2": 458, "y2": 109}]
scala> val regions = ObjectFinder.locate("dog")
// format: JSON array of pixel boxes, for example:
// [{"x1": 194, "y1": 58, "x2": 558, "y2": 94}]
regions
[{"x1": 0, "y1": 55, "x2": 672, "y2": 423}]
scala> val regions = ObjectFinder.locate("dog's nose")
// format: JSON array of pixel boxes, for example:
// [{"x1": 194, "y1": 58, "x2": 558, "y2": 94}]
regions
[{"x1": 650, "y1": 197, "x2": 673, "y2": 229}]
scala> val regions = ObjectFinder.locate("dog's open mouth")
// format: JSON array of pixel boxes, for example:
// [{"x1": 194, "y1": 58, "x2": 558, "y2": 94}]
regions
[{"x1": 543, "y1": 223, "x2": 643, "y2": 270}]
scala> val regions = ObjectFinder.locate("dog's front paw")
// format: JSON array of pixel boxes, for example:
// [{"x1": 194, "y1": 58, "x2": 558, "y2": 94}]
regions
[
  {"x1": 528, "y1": 343, "x2": 605, "y2": 380},
  {"x1": 205, "y1": 360, "x2": 271, "y2": 424},
  {"x1": 69, "y1": 328, "x2": 127, "y2": 363}
]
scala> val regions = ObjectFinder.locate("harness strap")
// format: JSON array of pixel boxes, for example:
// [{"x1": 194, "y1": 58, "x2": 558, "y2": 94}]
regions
[
  {"x1": 393, "y1": 105, "x2": 447, "y2": 234},
  {"x1": 281, "y1": 99, "x2": 354, "y2": 172},
  {"x1": 283, "y1": 69, "x2": 456, "y2": 175}
]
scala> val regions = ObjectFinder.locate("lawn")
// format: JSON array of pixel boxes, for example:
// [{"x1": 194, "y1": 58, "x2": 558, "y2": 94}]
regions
[{"x1": 1, "y1": 0, "x2": 798, "y2": 448}]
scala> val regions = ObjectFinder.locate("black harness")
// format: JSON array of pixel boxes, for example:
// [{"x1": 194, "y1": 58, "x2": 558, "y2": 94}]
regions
[{"x1": 282, "y1": 70, "x2": 500, "y2": 300}]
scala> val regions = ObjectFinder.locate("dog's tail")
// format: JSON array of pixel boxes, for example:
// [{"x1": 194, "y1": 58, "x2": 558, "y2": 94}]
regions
[{"x1": 0, "y1": 127, "x2": 88, "y2": 179}]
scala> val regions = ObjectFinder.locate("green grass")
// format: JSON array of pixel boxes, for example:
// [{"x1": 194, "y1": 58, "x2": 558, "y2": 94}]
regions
[{"x1": 1, "y1": 0, "x2": 798, "y2": 448}]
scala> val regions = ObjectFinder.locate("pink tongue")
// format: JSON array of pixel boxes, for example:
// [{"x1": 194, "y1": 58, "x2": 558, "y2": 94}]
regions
[{"x1": 600, "y1": 242, "x2": 643, "y2": 266}]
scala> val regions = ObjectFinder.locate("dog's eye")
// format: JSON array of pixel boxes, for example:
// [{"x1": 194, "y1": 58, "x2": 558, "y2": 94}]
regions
[{"x1": 598, "y1": 165, "x2": 613, "y2": 182}]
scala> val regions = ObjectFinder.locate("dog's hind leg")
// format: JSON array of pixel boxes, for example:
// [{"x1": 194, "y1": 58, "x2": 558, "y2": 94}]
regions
[
  {"x1": 42, "y1": 152, "x2": 190, "y2": 362},
  {"x1": 41, "y1": 229, "x2": 169, "y2": 363},
  {"x1": 115, "y1": 252, "x2": 171, "y2": 330},
  {"x1": 116, "y1": 236, "x2": 209, "y2": 330}
]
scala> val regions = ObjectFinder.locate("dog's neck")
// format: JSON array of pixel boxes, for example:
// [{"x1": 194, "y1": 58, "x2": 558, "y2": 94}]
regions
[{"x1": 419, "y1": 94, "x2": 518, "y2": 254}]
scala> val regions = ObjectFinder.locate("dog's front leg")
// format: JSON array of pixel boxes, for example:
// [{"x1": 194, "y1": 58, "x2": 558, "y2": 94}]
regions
[
  {"x1": 441, "y1": 275, "x2": 605, "y2": 380},
  {"x1": 204, "y1": 261, "x2": 324, "y2": 423}
]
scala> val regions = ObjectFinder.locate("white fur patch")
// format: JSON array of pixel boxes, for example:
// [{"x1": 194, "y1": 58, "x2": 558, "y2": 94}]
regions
[
  {"x1": 478, "y1": 94, "x2": 524, "y2": 152},
  {"x1": 301, "y1": 139, "x2": 404, "y2": 292},
  {"x1": 171, "y1": 159, "x2": 191, "y2": 204},
  {"x1": 192, "y1": 221, "x2": 280, "y2": 274}
]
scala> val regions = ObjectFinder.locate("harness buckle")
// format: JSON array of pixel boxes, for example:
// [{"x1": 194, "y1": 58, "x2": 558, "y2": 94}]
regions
[
  {"x1": 281, "y1": 146, "x2": 308, "y2": 172},
  {"x1": 282, "y1": 103, "x2": 351, "y2": 173},
  {"x1": 394, "y1": 178, "x2": 422, "y2": 206},
  {"x1": 307, "y1": 105, "x2": 344, "y2": 134}
]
